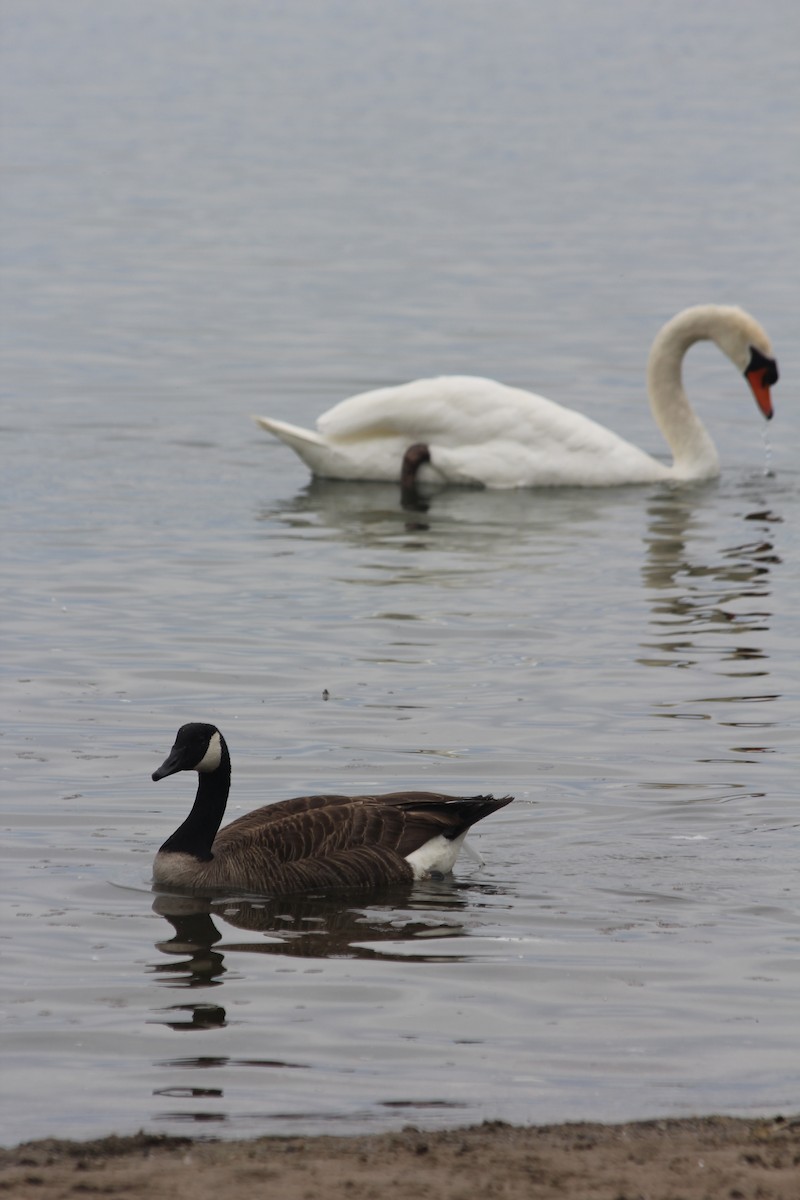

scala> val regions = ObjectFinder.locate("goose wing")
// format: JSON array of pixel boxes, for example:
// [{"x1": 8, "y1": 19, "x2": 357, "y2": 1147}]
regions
[
  {"x1": 211, "y1": 796, "x2": 418, "y2": 893},
  {"x1": 214, "y1": 791, "x2": 491, "y2": 856},
  {"x1": 258, "y1": 844, "x2": 414, "y2": 893},
  {"x1": 213, "y1": 792, "x2": 402, "y2": 859}
]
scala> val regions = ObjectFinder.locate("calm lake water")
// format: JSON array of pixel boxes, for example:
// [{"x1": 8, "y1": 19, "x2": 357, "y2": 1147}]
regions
[{"x1": 2, "y1": 0, "x2": 800, "y2": 1146}]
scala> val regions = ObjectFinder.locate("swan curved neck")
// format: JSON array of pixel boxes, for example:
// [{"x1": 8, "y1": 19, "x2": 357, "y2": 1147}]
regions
[
  {"x1": 646, "y1": 307, "x2": 726, "y2": 480},
  {"x1": 159, "y1": 740, "x2": 231, "y2": 860}
]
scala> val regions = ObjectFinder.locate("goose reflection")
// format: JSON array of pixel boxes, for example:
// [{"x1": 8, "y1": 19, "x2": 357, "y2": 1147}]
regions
[{"x1": 151, "y1": 877, "x2": 498, "y2": 983}]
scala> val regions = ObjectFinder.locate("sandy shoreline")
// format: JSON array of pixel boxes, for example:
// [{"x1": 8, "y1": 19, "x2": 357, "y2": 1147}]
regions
[{"x1": 2, "y1": 1114, "x2": 799, "y2": 1199}]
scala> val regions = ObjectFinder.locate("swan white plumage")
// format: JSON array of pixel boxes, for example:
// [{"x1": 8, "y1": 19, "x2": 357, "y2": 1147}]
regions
[{"x1": 253, "y1": 305, "x2": 778, "y2": 489}]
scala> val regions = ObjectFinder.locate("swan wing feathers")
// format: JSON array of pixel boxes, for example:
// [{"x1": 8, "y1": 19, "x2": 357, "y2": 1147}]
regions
[
  {"x1": 318, "y1": 377, "x2": 664, "y2": 486},
  {"x1": 256, "y1": 377, "x2": 666, "y2": 486},
  {"x1": 316, "y1": 377, "x2": 565, "y2": 446}
]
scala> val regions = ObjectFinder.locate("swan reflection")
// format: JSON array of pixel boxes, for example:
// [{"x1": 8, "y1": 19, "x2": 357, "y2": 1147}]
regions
[
  {"x1": 640, "y1": 486, "x2": 782, "y2": 674},
  {"x1": 264, "y1": 474, "x2": 641, "y2": 558},
  {"x1": 639, "y1": 482, "x2": 784, "y2": 758}
]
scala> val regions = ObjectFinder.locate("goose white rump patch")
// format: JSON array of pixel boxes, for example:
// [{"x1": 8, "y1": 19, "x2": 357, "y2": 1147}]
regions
[{"x1": 405, "y1": 831, "x2": 469, "y2": 879}]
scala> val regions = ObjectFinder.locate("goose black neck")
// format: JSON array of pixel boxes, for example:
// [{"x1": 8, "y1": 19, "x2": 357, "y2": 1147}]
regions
[{"x1": 159, "y1": 740, "x2": 231, "y2": 860}]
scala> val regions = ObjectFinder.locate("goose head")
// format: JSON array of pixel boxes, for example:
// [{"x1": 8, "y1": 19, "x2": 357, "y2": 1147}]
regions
[{"x1": 152, "y1": 722, "x2": 225, "y2": 781}]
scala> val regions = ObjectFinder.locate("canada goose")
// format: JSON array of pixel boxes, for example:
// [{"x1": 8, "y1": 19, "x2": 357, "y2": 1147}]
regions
[
  {"x1": 253, "y1": 305, "x2": 778, "y2": 488},
  {"x1": 151, "y1": 723, "x2": 513, "y2": 894}
]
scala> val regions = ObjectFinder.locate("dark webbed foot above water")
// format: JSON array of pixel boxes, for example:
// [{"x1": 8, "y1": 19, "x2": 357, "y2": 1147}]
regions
[{"x1": 400, "y1": 442, "x2": 431, "y2": 511}]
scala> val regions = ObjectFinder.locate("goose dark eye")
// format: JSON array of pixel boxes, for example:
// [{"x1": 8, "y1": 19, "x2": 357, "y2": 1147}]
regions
[{"x1": 746, "y1": 346, "x2": 779, "y2": 387}]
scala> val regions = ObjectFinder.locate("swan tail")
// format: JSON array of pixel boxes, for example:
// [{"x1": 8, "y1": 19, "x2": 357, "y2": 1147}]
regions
[
  {"x1": 252, "y1": 415, "x2": 326, "y2": 450},
  {"x1": 253, "y1": 413, "x2": 350, "y2": 476}
]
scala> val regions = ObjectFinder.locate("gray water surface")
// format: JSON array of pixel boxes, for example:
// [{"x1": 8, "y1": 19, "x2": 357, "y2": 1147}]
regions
[{"x1": 2, "y1": 0, "x2": 800, "y2": 1146}]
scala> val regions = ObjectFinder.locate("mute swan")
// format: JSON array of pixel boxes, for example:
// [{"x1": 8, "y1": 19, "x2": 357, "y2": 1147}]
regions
[
  {"x1": 151, "y1": 723, "x2": 512, "y2": 894},
  {"x1": 253, "y1": 305, "x2": 778, "y2": 488}
]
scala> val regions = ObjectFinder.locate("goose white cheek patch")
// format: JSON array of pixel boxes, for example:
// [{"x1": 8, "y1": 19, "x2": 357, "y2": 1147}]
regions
[{"x1": 195, "y1": 730, "x2": 222, "y2": 773}]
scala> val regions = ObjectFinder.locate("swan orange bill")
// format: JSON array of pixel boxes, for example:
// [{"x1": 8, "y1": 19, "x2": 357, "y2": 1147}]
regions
[{"x1": 745, "y1": 366, "x2": 774, "y2": 420}]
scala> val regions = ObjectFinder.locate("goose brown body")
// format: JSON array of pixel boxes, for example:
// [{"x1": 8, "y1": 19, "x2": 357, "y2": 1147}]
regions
[{"x1": 151, "y1": 723, "x2": 512, "y2": 895}]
